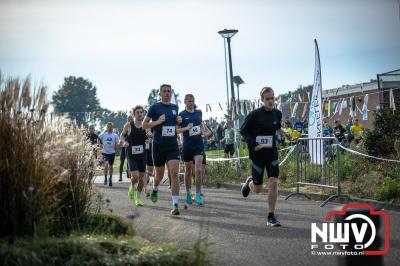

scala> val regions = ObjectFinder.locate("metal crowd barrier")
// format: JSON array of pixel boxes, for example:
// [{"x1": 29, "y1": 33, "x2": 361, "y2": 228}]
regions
[{"x1": 285, "y1": 137, "x2": 352, "y2": 207}]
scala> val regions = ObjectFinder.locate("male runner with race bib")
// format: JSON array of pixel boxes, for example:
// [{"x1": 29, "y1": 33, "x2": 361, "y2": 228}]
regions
[
  {"x1": 142, "y1": 84, "x2": 182, "y2": 215},
  {"x1": 240, "y1": 86, "x2": 291, "y2": 227}
]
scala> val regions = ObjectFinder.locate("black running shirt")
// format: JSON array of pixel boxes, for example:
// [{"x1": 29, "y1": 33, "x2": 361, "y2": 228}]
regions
[{"x1": 240, "y1": 107, "x2": 282, "y2": 151}]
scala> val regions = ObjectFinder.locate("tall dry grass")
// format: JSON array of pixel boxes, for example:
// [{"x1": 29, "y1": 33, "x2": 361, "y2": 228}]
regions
[{"x1": 0, "y1": 71, "x2": 95, "y2": 237}]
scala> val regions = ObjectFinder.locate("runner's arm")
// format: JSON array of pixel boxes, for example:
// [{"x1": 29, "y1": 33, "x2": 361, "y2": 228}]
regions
[
  {"x1": 240, "y1": 112, "x2": 256, "y2": 149},
  {"x1": 142, "y1": 115, "x2": 162, "y2": 129},
  {"x1": 120, "y1": 123, "x2": 130, "y2": 147}
]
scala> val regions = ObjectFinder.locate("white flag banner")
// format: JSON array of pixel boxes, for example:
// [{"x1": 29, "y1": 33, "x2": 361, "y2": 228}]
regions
[
  {"x1": 170, "y1": 89, "x2": 177, "y2": 105},
  {"x1": 308, "y1": 39, "x2": 324, "y2": 165}
]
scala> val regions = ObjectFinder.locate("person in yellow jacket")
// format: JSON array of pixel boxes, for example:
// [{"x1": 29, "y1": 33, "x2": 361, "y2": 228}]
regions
[
  {"x1": 291, "y1": 129, "x2": 301, "y2": 144},
  {"x1": 350, "y1": 118, "x2": 364, "y2": 144}
]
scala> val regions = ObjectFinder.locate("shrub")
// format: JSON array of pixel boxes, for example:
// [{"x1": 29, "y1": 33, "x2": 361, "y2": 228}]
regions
[
  {"x1": 375, "y1": 176, "x2": 400, "y2": 202},
  {"x1": 0, "y1": 72, "x2": 95, "y2": 237},
  {"x1": 364, "y1": 108, "x2": 400, "y2": 157}
]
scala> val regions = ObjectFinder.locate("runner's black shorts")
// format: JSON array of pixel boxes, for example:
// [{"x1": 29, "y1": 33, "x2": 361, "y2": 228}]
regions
[
  {"x1": 191, "y1": 151, "x2": 206, "y2": 165},
  {"x1": 224, "y1": 144, "x2": 235, "y2": 155},
  {"x1": 182, "y1": 147, "x2": 204, "y2": 162},
  {"x1": 102, "y1": 153, "x2": 116, "y2": 166},
  {"x1": 128, "y1": 154, "x2": 146, "y2": 172},
  {"x1": 146, "y1": 149, "x2": 154, "y2": 166},
  {"x1": 250, "y1": 149, "x2": 279, "y2": 185},
  {"x1": 152, "y1": 144, "x2": 180, "y2": 167}
]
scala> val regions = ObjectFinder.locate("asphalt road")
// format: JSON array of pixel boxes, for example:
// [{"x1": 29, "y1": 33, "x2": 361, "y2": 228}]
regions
[{"x1": 95, "y1": 176, "x2": 399, "y2": 266}]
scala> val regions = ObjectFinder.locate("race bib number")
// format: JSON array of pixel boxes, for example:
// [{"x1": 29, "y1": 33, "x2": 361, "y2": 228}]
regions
[
  {"x1": 256, "y1": 136, "x2": 273, "y2": 148},
  {"x1": 145, "y1": 143, "x2": 150, "y2": 150},
  {"x1": 189, "y1": 125, "x2": 201, "y2": 136},
  {"x1": 132, "y1": 145, "x2": 144, "y2": 154},
  {"x1": 162, "y1": 126, "x2": 175, "y2": 137}
]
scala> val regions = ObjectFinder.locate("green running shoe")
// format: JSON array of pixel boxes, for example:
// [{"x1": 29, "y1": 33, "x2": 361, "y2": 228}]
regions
[
  {"x1": 170, "y1": 204, "x2": 180, "y2": 215},
  {"x1": 186, "y1": 191, "x2": 193, "y2": 205},
  {"x1": 195, "y1": 194, "x2": 205, "y2": 206},
  {"x1": 128, "y1": 185, "x2": 135, "y2": 199},
  {"x1": 150, "y1": 190, "x2": 158, "y2": 203},
  {"x1": 135, "y1": 197, "x2": 143, "y2": 206}
]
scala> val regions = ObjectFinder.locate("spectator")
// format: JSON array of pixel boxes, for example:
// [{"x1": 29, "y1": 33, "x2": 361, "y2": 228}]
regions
[
  {"x1": 350, "y1": 118, "x2": 364, "y2": 145},
  {"x1": 333, "y1": 120, "x2": 346, "y2": 145}
]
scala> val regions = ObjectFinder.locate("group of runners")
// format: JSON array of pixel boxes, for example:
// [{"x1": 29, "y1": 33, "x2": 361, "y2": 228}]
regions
[{"x1": 89, "y1": 84, "x2": 288, "y2": 226}]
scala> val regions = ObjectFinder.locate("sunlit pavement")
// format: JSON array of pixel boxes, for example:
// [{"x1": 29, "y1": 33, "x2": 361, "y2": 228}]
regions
[{"x1": 95, "y1": 175, "x2": 400, "y2": 266}]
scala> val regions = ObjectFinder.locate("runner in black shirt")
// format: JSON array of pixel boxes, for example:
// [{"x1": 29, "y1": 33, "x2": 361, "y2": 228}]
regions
[
  {"x1": 240, "y1": 86, "x2": 291, "y2": 227},
  {"x1": 121, "y1": 106, "x2": 150, "y2": 206}
]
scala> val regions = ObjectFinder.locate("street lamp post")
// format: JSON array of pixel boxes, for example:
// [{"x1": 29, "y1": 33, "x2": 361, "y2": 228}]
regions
[
  {"x1": 233, "y1": 75, "x2": 244, "y2": 102},
  {"x1": 218, "y1": 29, "x2": 238, "y2": 117}
]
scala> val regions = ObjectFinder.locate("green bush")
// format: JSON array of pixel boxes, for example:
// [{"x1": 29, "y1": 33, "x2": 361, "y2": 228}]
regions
[
  {"x1": 364, "y1": 108, "x2": 400, "y2": 157},
  {"x1": 0, "y1": 235, "x2": 206, "y2": 266},
  {"x1": 375, "y1": 176, "x2": 400, "y2": 202}
]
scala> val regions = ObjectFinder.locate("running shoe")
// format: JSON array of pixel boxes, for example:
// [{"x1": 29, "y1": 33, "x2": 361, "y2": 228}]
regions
[
  {"x1": 186, "y1": 191, "x2": 193, "y2": 205},
  {"x1": 267, "y1": 213, "x2": 281, "y2": 227},
  {"x1": 150, "y1": 190, "x2": 158, "y2": 203},
  {"x1": 170, "y1": 204, "x2": 180, "y2": 215},
  {"x1": 190, "y1": 192, "x2": 195, "y2": 201},
  {"x1": 195, "y1": 194, "x2": 204, "y2": 206},
  {"x1": 241, "y1": 176, "x2": 253, "y2": 197},
  {"x1": 104, "y1": 176, "x2": 107, "y2": 185},
  {"x1": 108, "y1": 177, "x2": 112, "y2": 187},
  {"x1": 119, "y1": 176, "x2": 123, "y2": 182},
  {"x1": 135, "y1": 197, "x2": 143, "y2": 206},
  {"x1": 128, "y1": 185, "x2": 135, "y2": 199}
]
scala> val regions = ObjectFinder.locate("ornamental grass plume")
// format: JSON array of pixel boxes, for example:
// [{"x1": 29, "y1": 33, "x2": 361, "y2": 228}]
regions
[{"x1": 0, "y1": 71, "x2": 95, "y2": 237}]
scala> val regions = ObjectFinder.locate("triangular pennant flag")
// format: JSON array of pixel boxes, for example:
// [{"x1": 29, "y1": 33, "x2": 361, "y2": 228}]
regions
[
  {"x1": 389, "y1": 89, "x2": 396, "y2": 111},
  {"x1": 291, "y1": 102, "x2": 299, "y2": 118},
  {"x1": 302, "y1": 103, "x2": 308, "y2": 118},
  {"x1": 327, "y1": 100, "x2": 331, "y2": 117},
  {"x1": 362, "y1": 94, "x2": 369, "y2": 120}
]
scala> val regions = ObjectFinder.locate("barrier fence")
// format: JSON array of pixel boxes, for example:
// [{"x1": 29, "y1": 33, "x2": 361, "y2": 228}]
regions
[{"x1": 285, "y1": 137, "x2": 352, "y2": 207}]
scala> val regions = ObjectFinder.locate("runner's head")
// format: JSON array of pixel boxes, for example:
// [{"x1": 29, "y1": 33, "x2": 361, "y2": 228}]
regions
[
  {"x1": 224, "y1": 120, "x2": 232, "y2": 129},
  {"x1": 354, "y1": 118, "x2": 359, "y2": 125},
  {"x1": 159, "y1": 84, "x2": 172, "y2": 103},
  {"x1": 133, "y1": 105, "x2": 145, "y2": 121},
  {"x1": 89, "y1": 125, "x2": 95, "y2": 133},
  {"x1": 184, "y1": 94, "x2": 195, "y2": 110},
  {"x1": 106, "y1": 122, "x2": 113, "y2": 133},
  {"x1": 127, "y1": 115, "x2": 133, "y2": 123},
  {"x1": 260, "y1": 87, "x2": 275, "y2": 110}
]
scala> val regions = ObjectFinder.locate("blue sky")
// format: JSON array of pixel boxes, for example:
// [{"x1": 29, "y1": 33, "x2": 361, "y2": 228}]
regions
[{"x1": 1, "y1": 0, "x2": 399, "y2": 119}]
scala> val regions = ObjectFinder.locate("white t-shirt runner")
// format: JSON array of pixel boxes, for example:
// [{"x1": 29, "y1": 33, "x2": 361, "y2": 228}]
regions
[{"x1": 98, "y1": 131, "x2": 120, "y2": 154}]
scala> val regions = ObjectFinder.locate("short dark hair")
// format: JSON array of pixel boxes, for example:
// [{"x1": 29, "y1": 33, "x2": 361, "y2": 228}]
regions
[
  {"x1": 159, "y1": 84, "x2": 172, "y2": 91},
  {"x1": 133, "y1": 105, "x2": 144, "y2": 114}
]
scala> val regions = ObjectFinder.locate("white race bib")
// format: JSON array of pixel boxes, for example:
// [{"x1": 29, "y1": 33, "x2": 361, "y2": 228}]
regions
[
  {"x1": 256, "y1": 136, "x2": 273, "y2": 148},
  {"x1": 162, "y1": 126, "x2": 175, "y2": 137},
  {"x1": 189, "y1": 125, "x2": 201, "y2": 136},
  {"x1": 132, "y1": 145, "x2": 144, "y2": 154}
]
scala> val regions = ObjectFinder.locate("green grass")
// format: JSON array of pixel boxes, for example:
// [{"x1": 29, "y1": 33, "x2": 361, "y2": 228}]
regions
[{"x1": 0, "y1": 212, "x2": 208, "y2": 266}]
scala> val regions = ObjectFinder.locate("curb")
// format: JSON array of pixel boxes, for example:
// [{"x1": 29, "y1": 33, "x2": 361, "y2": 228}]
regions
[{"x1": 214, "y1": 183, "x2": 400, "y2": 212}]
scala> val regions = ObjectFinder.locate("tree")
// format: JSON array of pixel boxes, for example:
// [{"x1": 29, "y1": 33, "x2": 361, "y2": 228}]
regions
[
  {"x1": 147, "y1": 89, "x2": 160, "y2": 106},
  {"x1": 98, "y1": 109, "x2": 128, "y2": 133},
  {"x1": 52, "y1": 76, "x2": 101, "y2": 126}
]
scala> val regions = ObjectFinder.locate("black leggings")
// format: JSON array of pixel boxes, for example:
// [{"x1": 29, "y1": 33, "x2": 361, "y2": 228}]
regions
[{"x1": 119, "y1": 147, "x2": 129, "y2": 177}]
